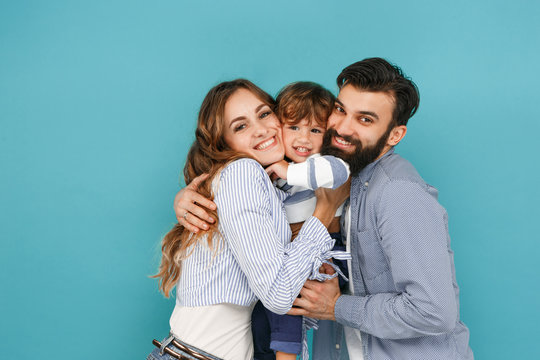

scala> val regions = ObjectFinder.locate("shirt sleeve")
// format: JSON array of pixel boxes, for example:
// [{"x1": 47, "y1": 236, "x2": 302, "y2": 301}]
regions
[
  {"x1": 334, "y1": 180, "x2": 458, "y2": 338},
  {"x1": 287, "y1": 154, "x2": 350, "y2": 190},
  {"x1": 216, "y1": 159, "x2": 335, "y2": 314}
]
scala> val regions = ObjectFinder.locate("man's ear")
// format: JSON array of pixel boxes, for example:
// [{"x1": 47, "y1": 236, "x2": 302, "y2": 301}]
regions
[{"x1": 387, "y1": 125, "x2": 407, "y2": 146}]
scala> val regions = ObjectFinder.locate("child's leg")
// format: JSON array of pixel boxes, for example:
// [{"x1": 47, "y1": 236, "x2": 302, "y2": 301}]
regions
[
  {"x1": 265, "y1": 307, "x2": 303, "y2": 358},
  {"x1": 252, "y1": 301, "x2": 276, "y2": 360}
]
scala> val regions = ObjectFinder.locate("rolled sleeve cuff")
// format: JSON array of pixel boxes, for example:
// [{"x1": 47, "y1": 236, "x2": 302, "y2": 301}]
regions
[
  {"x1": 270, "y1": 340, "x2": 302, "y2": 355},
  {"x1": 335, "y1": 294, "x2": 367, "y2": 330}
]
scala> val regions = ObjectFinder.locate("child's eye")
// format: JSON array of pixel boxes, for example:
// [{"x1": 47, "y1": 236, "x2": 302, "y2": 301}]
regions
[
  {"x1": 311, "y1": 128, "x2": 323, "y2": 134},
  {"x1": 288, "y1": 125, "x2": 299, "y2": 131}
]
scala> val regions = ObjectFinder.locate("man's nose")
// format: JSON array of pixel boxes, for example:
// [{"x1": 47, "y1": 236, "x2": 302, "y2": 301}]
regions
[{"x1": 333, "y1": 115, "x2": 354, "y2": 137}]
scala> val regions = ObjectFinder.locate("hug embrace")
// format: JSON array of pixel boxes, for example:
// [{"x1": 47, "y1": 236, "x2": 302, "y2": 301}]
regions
[{"x1": 148, "y1": 58, "x2": 474, "y2": 360}]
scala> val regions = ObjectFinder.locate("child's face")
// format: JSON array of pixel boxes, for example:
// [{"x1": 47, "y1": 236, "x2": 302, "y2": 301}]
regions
[{"x1": 282, "y1": 118, "x2": 325, "y2": 163}]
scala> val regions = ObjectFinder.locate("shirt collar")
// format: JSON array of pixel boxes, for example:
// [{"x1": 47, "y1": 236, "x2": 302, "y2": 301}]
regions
[{"x1": 355, "y1": 147, "x2": 395, "y2": 184}]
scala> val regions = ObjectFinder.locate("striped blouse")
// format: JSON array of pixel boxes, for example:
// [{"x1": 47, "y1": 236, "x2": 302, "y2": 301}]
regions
[{"x1": 175, "y1": 158, "x2": 336, "y2": 314}]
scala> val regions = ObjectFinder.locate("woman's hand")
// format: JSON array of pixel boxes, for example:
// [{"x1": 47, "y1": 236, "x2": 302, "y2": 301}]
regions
[
  {"x1": 312, "y1": 179, "x2": 350, "y2": 227},
  {"x1": 174, "y1": 174, "x2": 217, "y2": 233}
]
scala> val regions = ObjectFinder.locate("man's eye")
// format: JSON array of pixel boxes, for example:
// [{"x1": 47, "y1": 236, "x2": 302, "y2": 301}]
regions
[
  {"x1": 359, "y1": 117, "x2": 373, "y2": 123},
  {"x1": 335, "y1": 105, "x2": 345, "y2": 113}
]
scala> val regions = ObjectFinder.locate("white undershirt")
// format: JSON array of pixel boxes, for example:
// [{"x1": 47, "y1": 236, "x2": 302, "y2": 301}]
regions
[
  {"x1": 343, "y1": 205, "x2": 365, "y2": 360},
  {"x1": 170, "y1": 302, "x2": 254, "y2": 360}
]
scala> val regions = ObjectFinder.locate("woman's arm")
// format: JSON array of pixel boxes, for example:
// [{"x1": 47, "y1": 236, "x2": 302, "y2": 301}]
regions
[{"x1": 217, "y1": 159, "x2": 335, "y2": 314}]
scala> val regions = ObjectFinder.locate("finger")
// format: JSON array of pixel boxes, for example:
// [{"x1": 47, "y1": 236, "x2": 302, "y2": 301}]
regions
[
  {"x1": 190, "y1": 192, "x2": 217, "y2": 212},
  {"x1": 184, "y1": 199, "x2": 215, "y2": 224},
  {"x1": 265, "y1": 165, "x2": 275, "y2": 175},
  {"x1": 187, "y1": 173, "x2": 210, "y2": 190},
  {"x1": 182, "y1": 211, "x2": 211, "y2": 231},
  {"x1": 301, "y1": 280, "x2": 321, "y2": 291},
  {"x1": 321, "y1": 262, "x2": 336, "y2": 275},
  {"x1": 178, "y1": 217, "x2": 200, "y2": 234},
  {"x1": 292, "y1": 295, "x2": 315, "y2": 310},
  {"x1": 298, "y1": 286, "x2": 318, "y2": 301},
  {"x1": 287, "y1": 307, "x2": 310, "y2": 316}
]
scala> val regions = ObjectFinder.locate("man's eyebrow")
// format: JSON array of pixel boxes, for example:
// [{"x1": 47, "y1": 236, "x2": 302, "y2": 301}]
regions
[
  {"x1": 335, "y1": 98, "x2": 379, "y2": 120},
  {"x1": 358, "y1": 111, "x2": 379, "y2": 120}
]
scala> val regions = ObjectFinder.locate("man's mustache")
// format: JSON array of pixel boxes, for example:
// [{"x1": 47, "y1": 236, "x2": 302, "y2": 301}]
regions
[{"x1": 325, "y1": 128, "x2": 362, "y2": 148}]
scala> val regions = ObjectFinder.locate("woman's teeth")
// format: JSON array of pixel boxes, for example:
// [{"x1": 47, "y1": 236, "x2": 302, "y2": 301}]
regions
[{"x1": 255, "y1": 137, "x2": 275, "y2": 150}]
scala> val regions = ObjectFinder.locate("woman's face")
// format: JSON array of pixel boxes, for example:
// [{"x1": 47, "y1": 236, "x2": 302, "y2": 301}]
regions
[{"x1": 223, "y1": 88, "x2": 284, "y2": 166}]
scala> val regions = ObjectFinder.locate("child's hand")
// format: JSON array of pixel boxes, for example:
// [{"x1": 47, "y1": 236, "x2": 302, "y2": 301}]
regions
[{"x1": 265, "y1": 160, "x2": 289, "y2": 181}]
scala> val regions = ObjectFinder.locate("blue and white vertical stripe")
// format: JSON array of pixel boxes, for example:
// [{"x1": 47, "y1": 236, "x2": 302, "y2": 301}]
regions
[{"x1": 176, "y1": 158, "x2": 336, "y2": 314}]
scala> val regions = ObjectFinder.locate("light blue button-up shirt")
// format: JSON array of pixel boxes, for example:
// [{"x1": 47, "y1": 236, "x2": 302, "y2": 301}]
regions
[{"x1": 313, "y1": 149, "x2": 473, "y2": 360}]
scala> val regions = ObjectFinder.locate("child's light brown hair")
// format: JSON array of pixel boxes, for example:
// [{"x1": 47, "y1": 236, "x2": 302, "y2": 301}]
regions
[{"x1": 275, "y1": 81, "x2": 336, "y2": 128}]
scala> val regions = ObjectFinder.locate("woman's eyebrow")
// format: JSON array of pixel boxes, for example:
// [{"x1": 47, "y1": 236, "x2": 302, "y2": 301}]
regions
[{"x1": 229, "y1": 116, "x2": 246, "y2": 127}]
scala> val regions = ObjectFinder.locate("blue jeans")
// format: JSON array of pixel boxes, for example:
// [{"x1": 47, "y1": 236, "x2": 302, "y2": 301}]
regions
[{"x1": 147, "y1": 335, "x2": 223, "y2": 360}]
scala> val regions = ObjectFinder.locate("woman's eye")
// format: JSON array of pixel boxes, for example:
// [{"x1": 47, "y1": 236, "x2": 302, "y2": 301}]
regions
[
  {"x1": 234, "y1": 124, "x2": 246, "y2": 132},
  {"x1": 260, "y1": 111, "x2": 271, "y2": 119}
]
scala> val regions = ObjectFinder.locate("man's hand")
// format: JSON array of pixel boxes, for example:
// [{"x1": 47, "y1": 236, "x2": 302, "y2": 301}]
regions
[
  {"x1": 174, "y1": 174, "x2": 217, "y2": 233},
  {"x1": 287, "y1": 263, "x2": 341, "y2": 320},
  {"x1": 265, "y1": 160, "x2": 289, "y2": 181}
]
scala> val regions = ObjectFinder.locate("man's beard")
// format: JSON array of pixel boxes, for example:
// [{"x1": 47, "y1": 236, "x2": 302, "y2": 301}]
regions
[{"x1": 321, "y1": 127, "x2": 391, "y2": 177}]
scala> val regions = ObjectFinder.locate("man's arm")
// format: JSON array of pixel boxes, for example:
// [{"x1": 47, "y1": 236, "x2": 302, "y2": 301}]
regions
[
  {"x1": 173, "y1": 174, "x2": 216, "y2": 233},
  {"x1": 291, "y1": 180, "x2": 458, "y2": 339}
]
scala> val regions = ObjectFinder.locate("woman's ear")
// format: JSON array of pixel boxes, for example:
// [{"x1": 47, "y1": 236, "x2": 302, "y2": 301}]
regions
[{"x1": 387, "y1": 125, "x2": 407, "y2": 146}]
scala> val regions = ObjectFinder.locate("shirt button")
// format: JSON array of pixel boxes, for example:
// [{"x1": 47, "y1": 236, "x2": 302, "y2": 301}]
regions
[
  {"x1": 364, "y1": 181, "x2": 369, "y2": 187},
  {"x1": 335, "y1": 344, "x2": 340, "y2": 349}
]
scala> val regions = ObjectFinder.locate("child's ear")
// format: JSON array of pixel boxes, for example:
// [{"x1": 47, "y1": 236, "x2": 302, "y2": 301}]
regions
[{"x1": 387, "y1": 125, "x2": 407, "y2": 146}]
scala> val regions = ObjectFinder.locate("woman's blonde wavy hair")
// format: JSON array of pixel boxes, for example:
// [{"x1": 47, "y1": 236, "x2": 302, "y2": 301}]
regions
[{"x1": 154, "y1": 79, "x2": 276, "y2": 297}]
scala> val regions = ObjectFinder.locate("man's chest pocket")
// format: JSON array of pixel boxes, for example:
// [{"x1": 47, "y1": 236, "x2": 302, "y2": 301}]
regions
[{"x1": 356, "y1": 228, "x2": 390, "y2": 282}]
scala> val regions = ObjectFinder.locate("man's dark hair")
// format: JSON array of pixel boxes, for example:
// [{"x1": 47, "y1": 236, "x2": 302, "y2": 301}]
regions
[{"x1": 336, "y1": 57, "x2": 420, "y2": 127}]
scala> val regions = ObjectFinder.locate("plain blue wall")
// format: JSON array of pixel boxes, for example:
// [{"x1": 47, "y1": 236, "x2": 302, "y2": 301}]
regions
[{"x1": 1, "y1": 1, "x2": 539, "y2": 358}]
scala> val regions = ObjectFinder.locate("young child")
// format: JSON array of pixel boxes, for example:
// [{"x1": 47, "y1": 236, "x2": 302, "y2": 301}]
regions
[{"x1": 252, "y1": 82, "x2": 350, "y2": 360}]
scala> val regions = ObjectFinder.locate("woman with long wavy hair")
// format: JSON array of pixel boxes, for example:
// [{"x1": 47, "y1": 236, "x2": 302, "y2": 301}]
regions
[{"x1": 148, "y1": 79, "x2": 347, "y2": 360}]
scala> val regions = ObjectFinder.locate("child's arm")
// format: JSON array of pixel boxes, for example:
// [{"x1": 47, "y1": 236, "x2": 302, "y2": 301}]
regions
[
  {"x1": 287, "y1": 154, "x2": 350, "y2": 190},
  {"x1": 265, "y1": 159, "x2": 289, "y2": 181}
]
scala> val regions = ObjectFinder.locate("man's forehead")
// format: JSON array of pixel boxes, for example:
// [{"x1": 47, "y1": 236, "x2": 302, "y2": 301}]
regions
[{"x1": 336, "y1": 85, "x2": 395, "y2": 113}]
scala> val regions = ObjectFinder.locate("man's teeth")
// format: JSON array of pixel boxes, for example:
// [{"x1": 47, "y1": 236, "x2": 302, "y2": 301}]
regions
[
  {"x1": 335, "y1": 137, "x2": 351, "y2": 145},
  {"x1": 255, "y1": 137, "x2": 275, "y2": 150}
]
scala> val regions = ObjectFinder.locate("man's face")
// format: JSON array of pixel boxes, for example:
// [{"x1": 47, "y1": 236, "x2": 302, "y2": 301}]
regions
[{"x1": 321, "y1": 84, "x2": 397, "y2": 175}]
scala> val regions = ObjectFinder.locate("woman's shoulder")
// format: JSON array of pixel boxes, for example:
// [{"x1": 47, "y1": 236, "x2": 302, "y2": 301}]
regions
[
  {"x1": 221, "y1": 158, "x2": 267, "y2": 180},
  {"x1": 215, "y1": 158, "x2": 272, "y2": 201}
]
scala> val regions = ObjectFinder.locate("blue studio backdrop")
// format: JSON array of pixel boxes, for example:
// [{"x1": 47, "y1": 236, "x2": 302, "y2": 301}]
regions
[{"x1": 1, "y1": 1, "x2": 539, "y2": 359}]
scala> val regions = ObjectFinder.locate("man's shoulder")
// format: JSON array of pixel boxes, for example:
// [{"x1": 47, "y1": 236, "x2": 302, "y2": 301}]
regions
[
  {"x1": 375, "y1": 152, "x2": 425, "y2": 185},
  {"x1": 368, "y1": 153, "x2": 440, "y2": 203}
]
